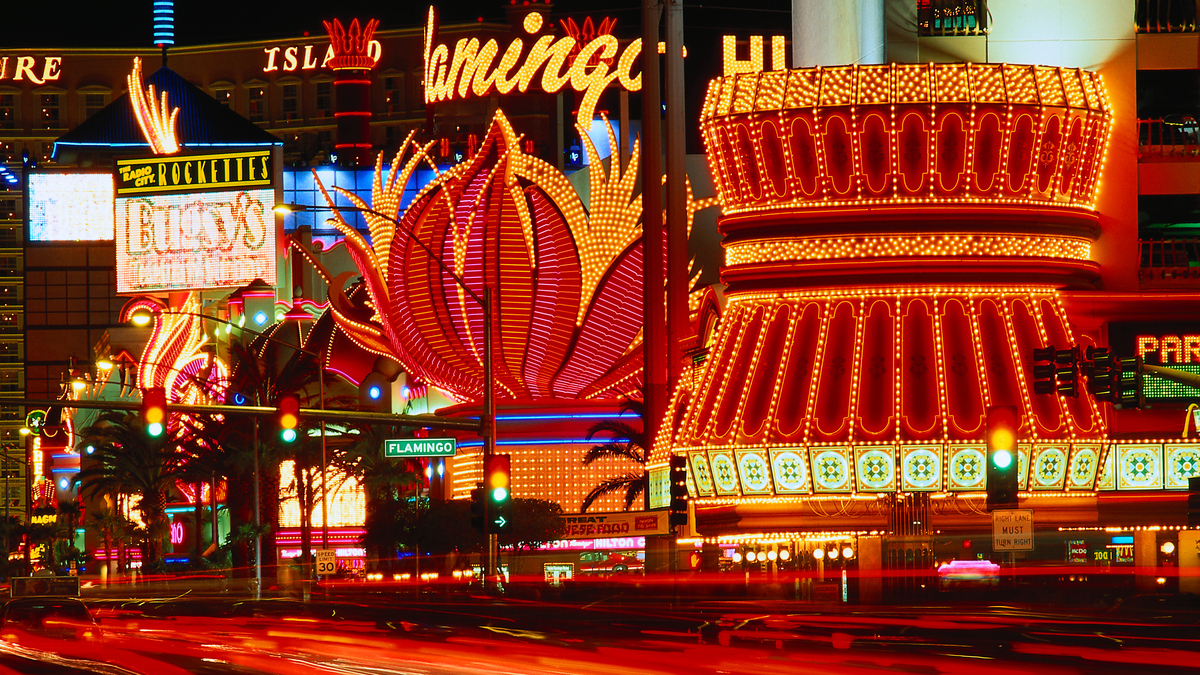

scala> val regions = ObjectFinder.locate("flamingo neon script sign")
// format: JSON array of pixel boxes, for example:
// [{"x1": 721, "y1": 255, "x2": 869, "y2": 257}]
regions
[{"x1": 423, "y1": 8, "x2": 648, "y2": 123}]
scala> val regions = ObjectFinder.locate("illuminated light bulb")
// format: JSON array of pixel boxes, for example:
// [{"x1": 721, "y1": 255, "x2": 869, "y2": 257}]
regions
[
  {"x1": 812, "y1": 548, "x2": 824, "y2": 560},
  {"x1": 731, "y1": 551, "x2": 742, "y2": 563},
  {"x1": 767, "y1": 550, "x2": 778, "y2": 561},
  {"x1": 827, "y1": 547, "x2": 839, "y2": 560},
  {"x1": 779, "y1": 549, "x2": 790, "y2": 561}
]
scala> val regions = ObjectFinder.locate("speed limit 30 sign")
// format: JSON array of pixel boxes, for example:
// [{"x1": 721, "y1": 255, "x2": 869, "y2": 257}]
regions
[{"x1": 315, "y1": 549, "x2": 337, "y2": 575}]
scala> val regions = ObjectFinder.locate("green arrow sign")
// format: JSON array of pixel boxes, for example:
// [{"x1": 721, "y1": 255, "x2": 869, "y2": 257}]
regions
[{"x1": 384, "y1": 437, "x2": 457, "y2": 458}]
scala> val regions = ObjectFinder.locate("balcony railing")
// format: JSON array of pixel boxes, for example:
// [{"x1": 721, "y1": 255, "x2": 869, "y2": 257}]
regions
[
  {"x1": 1139, "y1": 237, "x2": 1200, "y2": 286},
  {"x1": 1136, "y1": 0, "x2": 1199, "y2": 33},
  {"x1": 918, "y1": 0, "x2": 990, "y2": 36},
  {"x1": 1140, "y1": 117, "x2": 1200, "y2": 160}
]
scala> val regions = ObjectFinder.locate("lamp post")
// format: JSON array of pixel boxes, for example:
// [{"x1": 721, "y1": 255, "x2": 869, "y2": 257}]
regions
[
  {"x1": 276, "y1": 201, "x2": 498, "y2": 582},
  {"x1": 129, "y1": 305, "x2": 330, "y2": 594}
]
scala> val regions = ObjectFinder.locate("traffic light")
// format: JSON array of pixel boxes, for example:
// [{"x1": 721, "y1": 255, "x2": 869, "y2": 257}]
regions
[
  {"x1": 986, "y1": 405, "x2": 1019, "y2": 511},
  {"x1": 1055, "y1": 347, "x2": 1079, "y2": 397},
  {"x1": 1084, "y1": 346, "x2": 1113, "y2": 400},
  {"x1": 1115, "y1": 357, "x2": 1143, "y2": 408},
  {"x1": 483, "y1": 454, "x2": 511, "y2": 533},
  {"x1": 669, "y1": 454, "x2": 688, "y2": 527},
  {"x1": 470, "y1": 486, "x2": 485, "y2": 533},
  {"x1": 141, "y1": 387, "x2": 167, "y2": 438},
  {"x1": 276, "y1": 394, "x2": 301, "y2": 443},
  {"x1": 1031, "y1": 346, "x2": 1056, "y2": 395}
]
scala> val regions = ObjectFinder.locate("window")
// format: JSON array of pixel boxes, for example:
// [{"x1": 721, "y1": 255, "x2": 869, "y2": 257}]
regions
[
  {"x1": 917, "y1": 0, "x2": 989, "y2": 36},
  {"x1": 0, "y1": 95, "x2": 14, "y2": 129},
  {"x1": 39, "y1": 93, "x2": 60, "y2": 128},
  {"x1": 83, "y1": 93, "x2": 106, "y2": 120},
  {"x1": 0, "y1": 227, "x2": 18, "y2": 247},
  {"x1": 384, "y1": 75, "x2": 404, "y2": 114},
  {"x1": 281, "y1": 83, "x2": 299, "y2": 121},
  {"x1": 0, "y1": 200, "x2": 15, "y2": 221},
  {"x1": 248, "y1": 86, "x2": 267, "y2": 122},
  {"x1": 0, "y1": 342, "x2": 19, "y2": 365},
  {"x1": 212, "y1": 88, "x2": 232, "y2": 108},
  {"x1": 315, "y1": 81, "x2": 332, "y2": 118}
]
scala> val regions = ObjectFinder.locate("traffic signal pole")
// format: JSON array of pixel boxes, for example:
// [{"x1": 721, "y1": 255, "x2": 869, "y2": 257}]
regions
[{"x1": 484, "y1": 287, "x2": 498, "y2": 590}]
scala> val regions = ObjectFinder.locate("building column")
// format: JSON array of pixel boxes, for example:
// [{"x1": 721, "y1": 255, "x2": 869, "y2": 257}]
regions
[
  {"x1": 792, "y1": 0, "x2": 885, "y2": 67},
  {"x1": 858, "y1": 535, "x2": 882, "y2": 604},
  {"x1": 1133, "y1": 529, "x2": 1159, "y2": 591},
  {"x1": 1180, "y1": 530, "x2": 1200, "y2": 594}
]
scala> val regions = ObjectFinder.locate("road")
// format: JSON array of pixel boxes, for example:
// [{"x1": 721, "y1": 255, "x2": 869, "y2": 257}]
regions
[{"x1": 0, "y1": 592, "x2": 1198, "y2": 674}]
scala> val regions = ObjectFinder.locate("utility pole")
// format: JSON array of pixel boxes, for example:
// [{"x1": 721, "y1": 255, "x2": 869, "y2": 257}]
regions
[
  {"x1": 641, "y1": 0, "x2": 665, "y2": 481},
  {"x1": 665, "y1": 0, "x2": 688, "y2": 395}
]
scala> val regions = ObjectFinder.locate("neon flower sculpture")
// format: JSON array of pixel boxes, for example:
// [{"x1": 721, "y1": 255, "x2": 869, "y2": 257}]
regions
[
  {"x1": 127, "y1": 57, "x2": 180, "y2": 155},
  {"x1": 315, "y1": 112, "x2": 663, "y2": 402}
]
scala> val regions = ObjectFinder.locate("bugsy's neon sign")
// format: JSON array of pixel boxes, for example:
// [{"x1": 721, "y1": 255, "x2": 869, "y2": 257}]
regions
[{"x1": 424, "y1": 8, "x2": 646, "y2": 122}]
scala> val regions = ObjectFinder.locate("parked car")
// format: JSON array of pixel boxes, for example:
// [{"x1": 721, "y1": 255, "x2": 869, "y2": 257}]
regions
[{"x1": 0, "y1": 597, "x2": 99, "y2": 639}]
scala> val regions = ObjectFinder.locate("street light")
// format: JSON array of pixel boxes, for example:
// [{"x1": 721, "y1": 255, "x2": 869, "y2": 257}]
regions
[
  {"x1": 128, "y1": 305, "x2": 331, "y2": 594},
  {"x1": 276, "y1": 201, "x2": 501, "y2": 582}
]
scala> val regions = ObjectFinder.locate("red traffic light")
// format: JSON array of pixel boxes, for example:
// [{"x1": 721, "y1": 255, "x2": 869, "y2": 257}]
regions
[
  {"x1": 141, "y1": 387, "x2": 167, "y2": 437},
  {"x1": 484, "y1": 454, "x2": 510, "y2": 502},
  {"x1": 277, "y1": 394, "x2": 301, "y2": 442}
]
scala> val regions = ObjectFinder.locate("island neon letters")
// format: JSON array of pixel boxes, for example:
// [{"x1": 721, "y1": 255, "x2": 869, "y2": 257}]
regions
[{"x1": 263, "y1": 41, "x2": 381, "y2": 73}]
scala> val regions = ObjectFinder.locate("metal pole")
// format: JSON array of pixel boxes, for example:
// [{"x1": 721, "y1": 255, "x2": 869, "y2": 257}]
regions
[
  {"x1": 4, "y1": 455, "x2": 8, "y2": 572},
  {"x1": 320, "y1": 349, "x2": 328, "y2": 552},
  {"x1": 665, "y1": 0, "x2": 688, "y2": 392},
  {"x1": 641, "y1": 0, "x2": 666, "y2": 463},
  {"x1": 253, "y1": 417, "x2": 261, "y2": 599},
  {"x1": 484, "y1": 286, "x2": 497, "y2": 585}
]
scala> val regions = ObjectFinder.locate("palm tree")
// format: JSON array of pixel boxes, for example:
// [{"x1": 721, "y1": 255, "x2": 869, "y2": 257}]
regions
[
  {"x1": 580, "y1": 396, "x2": 647, "y2": 512},
  {"x1": 76, "y1": 410, "x2": 187, "y2": 567},
  {"x1": 340, "y1": 422, "x2": 423, "y2": 565},
  {"x1": 86, "y1": 505, "x2": 122, "y2": 578}
]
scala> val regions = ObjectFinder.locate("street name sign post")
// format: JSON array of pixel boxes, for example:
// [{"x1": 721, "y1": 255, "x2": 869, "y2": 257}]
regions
[
  {"x1": 384, "y1": 437, "x2": 457, "y2": 457},
  {"x1": 315, "y1": 549, "x2": 337, "y2": 576},
  {"x1": 992, "y1": 509, "x2": 1034, "y2": 551}
]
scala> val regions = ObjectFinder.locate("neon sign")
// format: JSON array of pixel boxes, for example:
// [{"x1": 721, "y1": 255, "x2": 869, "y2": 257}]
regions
[
  {"x1": 0, "y1": 56, "x2": 62, "y2": 85},
  {"x1": 263, "y1": 41, "x2": 381, "y2": 73},
  {"x1": 1136, "y1": 334, "x2": 1200, "y2": 364},
  {"x1": 423, "y1": 8, "x2": 646, "y2": 122},
  {"x1": 115, "y1": 187, "x2": 276, "y2": 293}
]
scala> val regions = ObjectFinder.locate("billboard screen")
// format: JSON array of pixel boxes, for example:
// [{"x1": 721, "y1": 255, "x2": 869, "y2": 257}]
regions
[
  {"x1": 115, "y1": 187, "x2": 276, "y2": 293},
  {"x1": 27, "y1": 172, "x2": 114, "y2": 241}
]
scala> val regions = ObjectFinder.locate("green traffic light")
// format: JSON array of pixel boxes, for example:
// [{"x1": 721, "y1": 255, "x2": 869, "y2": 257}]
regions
[
  {"x1": 281, "y1": 428, "x2": 297, "y2": 443},
  {"x1": 992, "y1": 448, "x2": 1013, "y2": 469},
  {"x1": 492, "y1": 487, "x2": 508, "y2": 502},
  {"x1": 147, "y1": 422, "x2": 164, "y2": 437}
]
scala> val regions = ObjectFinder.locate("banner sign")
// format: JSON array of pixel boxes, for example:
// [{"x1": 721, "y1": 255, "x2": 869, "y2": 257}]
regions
[
  {"x1": 384, "y1": 437, "x2": 456, "y2": 457},
  {"x1": 115, "y1": 150, "x2": 273, "y2": 197},
  {"x1": 559, "y1": 511, "x2": 667, "y2": 539}
]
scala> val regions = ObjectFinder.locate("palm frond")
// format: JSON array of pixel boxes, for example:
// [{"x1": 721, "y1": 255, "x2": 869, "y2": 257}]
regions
[{"x1": 579, "y1": 471, "x2": 644, "y2": 513}]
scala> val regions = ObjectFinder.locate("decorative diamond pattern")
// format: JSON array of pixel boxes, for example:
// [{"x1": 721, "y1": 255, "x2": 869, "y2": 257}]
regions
[
  {"x1": 736, "y1": 451, "x2": 771, "y2": 494},
  {"x1": 855, "y1": 448, "x2": 894, "y2": 491},
  {"x1": 811, "y1": 447, "x2": 851, "y2": 492},
  {"x1": 1165, "y1": 444, "x2": 1200, "y2": 489},
  {"x1": 1117, "y1": 444, "x2": 1163, "y2": 490},
  {"x1": 1032, "y1": 446, "x2": 1068, "y2": 490},
  {"x1": 1067, "y1": 446, "x2": 1098, "y2": 489},
  {"x1": 770, "y1": 449, "x2": 809, "y2": 493},
  {"x1": 901, "y1": 446, "x2": 941, "y2": 491},
  {"x1": 710, "y1": 451, "x2": 740, "y2": 494},
  {"x1": 689, "y1": 453, "x2": 714, "y2": 495},
  {"x1": 948, "y1": 446, "x2": 985, "y2": 490}
]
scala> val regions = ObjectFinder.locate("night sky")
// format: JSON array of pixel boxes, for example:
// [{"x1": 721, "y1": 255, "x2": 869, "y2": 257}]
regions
[{"x1": 3, "y1": 1, "x2": 792, "y2": 48}]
